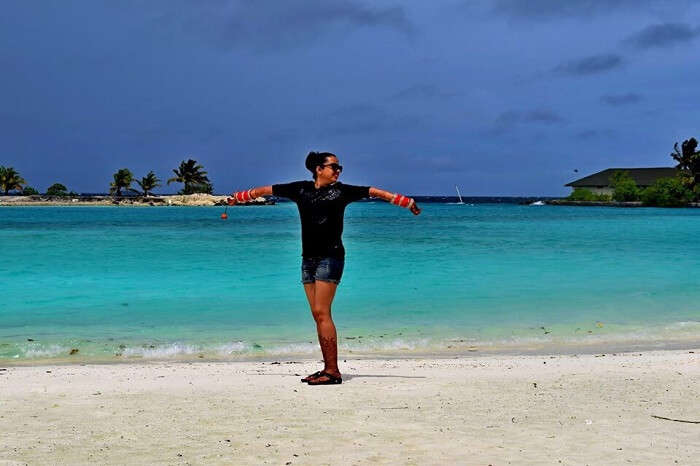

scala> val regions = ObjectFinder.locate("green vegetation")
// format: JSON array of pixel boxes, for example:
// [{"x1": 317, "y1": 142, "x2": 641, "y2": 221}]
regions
[
  {"x1": 670, "y1": 137, "x2": 700, "y2": 200},
  {"x1": 191, "y1": 182, "x2": 213, "y2": 194},
  {"x1": 1, "y1": 158, "x2": 217, "y2": 199},
  {"x1": 568, "y1": 138, "x2": 700, "y2": 207},
  {"x1": 135, "y1": 171, "x2": 161, "y2": 197},
  {"x1": 0, "y1": 166, "x2": 26, "y2": 195},
  {"x1": 567, "y1": 188, "x2": 611, "y2": 202},
  {"x1": 641, "y1": 177, "x2": 693, "y2": 207},
  {"x1": 168, "y1": 159, "x2": 212, "y2": 194},
  {"x1": 109, "y1": 168, "x2": 135, "y2": 196},
  {"x1": 640, "y1": 138, "x2": 700, "y2": 207},
  {"x1": 46, "y1": 183, "x2": 68, "y2": 196},
  {"x1": 610, "y1": 170, "x2": 640, "y2": 201},
  {"x1": 635, "y1": 137, "x2": 700, "y2": 206}
]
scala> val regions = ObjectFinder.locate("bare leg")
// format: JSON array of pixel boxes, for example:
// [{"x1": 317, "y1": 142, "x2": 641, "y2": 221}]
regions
[
  {"x1": 303, "y1": 281, "x2": 340, "y2": 378},
  {"x1": 299, "y1": 283, "x2": 322, "y2": 381},
  {"x1": 303, "y1": 282, "x2": 315, "y2": 309}
]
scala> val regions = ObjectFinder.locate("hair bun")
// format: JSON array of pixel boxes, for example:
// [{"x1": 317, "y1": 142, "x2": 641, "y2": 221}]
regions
[{"x1": 305, "y1": 151, "x2": 320, "y2": 172}]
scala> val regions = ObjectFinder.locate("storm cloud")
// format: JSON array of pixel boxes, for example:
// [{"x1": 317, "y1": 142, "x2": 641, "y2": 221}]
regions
[
  {"x1": 150, "y1": 0, "x2": 415, "y2": 51},
  {"x1": 388, "y1": 84, "x2": 455, "y2": 101},
  {"x1": 492, "y1": 0, "x2": 658, "y2": 19},
  {"x1": 624, "y1": 23, "x2": 700, "y2": 49},
  {"x1": 322, "y1": 104, "x2": 423, "y2": 136},
  {"x1": 486, "y1": 0, "x2": 696, "y2": 21},
  {"x1": 491, "y1": 109, "x2": 566, "y2": 134},
  {"x1": 601, "y1": 93, "x2": 643, "y2": 106},
  {"x1": 554, "y1": 54, "x2": 624, "y2": 76}
]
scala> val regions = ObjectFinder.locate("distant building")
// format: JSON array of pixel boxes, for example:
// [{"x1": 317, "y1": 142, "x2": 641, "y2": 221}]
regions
[{"x1": 565, "y1": 167, "x2": 680, "y2": 195}]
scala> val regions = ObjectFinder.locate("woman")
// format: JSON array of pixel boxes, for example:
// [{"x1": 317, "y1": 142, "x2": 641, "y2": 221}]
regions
[{"x1": 229, "y1": 151, "x2": 420, "y2": 385}]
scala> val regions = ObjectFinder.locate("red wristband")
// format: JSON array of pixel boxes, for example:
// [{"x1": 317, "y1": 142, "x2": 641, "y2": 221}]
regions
[
  {"x1": 391, "y1": 194, "x2": 414, "y2": 208},
  {"x1": 234, "y1": 189, "x2": 254, "y2": 203}
]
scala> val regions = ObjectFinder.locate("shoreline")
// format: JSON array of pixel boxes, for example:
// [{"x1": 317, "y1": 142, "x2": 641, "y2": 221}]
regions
[
  {"x1": 2, "y1": 348, "x2": 698, "y2": 464},
  {"x1": 547, "y1": 199, "x2": 700, "y2": 208},
  {"x1": 4, "y1": 335, "x2": 699, "y2": 367},
  {"x1": 0, "y1": 194, "x2": 274, "y2": 207}
]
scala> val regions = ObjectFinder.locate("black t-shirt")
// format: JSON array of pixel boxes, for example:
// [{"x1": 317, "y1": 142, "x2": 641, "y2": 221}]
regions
[{"x1": 272, "y1": 181, "x2": 370, "y2": 258}]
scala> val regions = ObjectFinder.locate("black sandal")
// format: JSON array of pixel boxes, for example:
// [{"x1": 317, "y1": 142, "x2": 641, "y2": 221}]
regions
[
  {"x1": 307, "y1": 371, "x2": 342, "y2": 385},
  {"x1": 301, "y1": 371, "x2": 323, "y2": 383}
]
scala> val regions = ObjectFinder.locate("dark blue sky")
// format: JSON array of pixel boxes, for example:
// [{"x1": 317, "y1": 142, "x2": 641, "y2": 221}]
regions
[{"x1": 2, "y1": 0, "x2": 699, "y2": 195}]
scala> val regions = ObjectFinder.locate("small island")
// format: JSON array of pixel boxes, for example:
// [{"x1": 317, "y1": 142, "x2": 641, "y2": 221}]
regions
[
  {"x1": 551, "y1": 137, "x2": 700, "y2": 207},
  {"x1": 0, "y1": 158, "x2": 273, "y2": 207},
  {"x1": 0, "y1": 193, "x2": 274, "y2": 207}
]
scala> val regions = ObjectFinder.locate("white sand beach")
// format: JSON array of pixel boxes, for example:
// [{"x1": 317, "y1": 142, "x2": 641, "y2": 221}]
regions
[{"x1": 1, "y1": 349, "x2": 698, "y2": 465}]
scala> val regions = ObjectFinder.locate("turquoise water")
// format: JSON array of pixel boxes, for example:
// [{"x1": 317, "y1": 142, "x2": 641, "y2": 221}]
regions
[{"x1": 1, "y1": 204, "x2": 699, "y2": 362}]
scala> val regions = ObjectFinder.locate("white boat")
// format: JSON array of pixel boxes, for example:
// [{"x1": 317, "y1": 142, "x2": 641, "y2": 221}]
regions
[
  {"x1": 454, "y1": 185, "x2": 465, "y2": 205},
  {"x1": 529, "y1": 200, "x2": 546, "y2": 206}
]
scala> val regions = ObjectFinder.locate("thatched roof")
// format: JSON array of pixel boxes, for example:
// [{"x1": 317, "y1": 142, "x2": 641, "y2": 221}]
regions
[{"x1": 565, "y1": 167, "x2": 680, "y2": 188}]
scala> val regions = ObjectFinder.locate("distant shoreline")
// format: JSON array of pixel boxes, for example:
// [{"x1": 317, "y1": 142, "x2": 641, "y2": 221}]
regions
[
  {"x1": 0, "y1": 194, "x2": 273, "y2": 207},
  {"x1": 547, "y1": 199, "x2": 700, "y2": 208},
  {"x1": 1, "y1": 194, "x2": 563, "y2": 206},
  {"x1": 9, "y1": 195, "x2": 700, "y2": 207}
]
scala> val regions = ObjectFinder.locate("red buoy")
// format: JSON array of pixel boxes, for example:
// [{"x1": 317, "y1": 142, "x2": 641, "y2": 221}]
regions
[{"x1": 221, "y1": 213, "x2": 228, "y2": 220}]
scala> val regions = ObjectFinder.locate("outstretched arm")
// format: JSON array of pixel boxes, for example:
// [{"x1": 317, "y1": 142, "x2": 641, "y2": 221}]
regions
[
  {"x1": 369, "y1": 187, "x2": 421, "y2": 215},
  {"x1": 228, "y1": 186, "x2": 273, "y2": 204}
]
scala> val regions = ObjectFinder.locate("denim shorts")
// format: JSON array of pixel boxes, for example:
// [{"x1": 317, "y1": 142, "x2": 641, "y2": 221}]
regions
[{"x1": 301, "y1": 257, "x2": 345, "y2": 284}]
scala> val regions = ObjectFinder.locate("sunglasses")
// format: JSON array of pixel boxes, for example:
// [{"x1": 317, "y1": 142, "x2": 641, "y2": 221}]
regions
[{"x1": 322, "y1": 163, "x2": 343, "y2": 172}]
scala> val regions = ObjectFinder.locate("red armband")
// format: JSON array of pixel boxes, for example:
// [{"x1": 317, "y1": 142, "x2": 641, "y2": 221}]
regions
[
  {"x1": 233, "y1": 189, "x2": 254, "y2": 203},
  {"x1": 391, "y1": 193, "x2": 414, "y2": 209}
]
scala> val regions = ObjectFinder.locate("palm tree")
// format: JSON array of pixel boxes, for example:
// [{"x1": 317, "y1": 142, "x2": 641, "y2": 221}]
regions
[
  {"x1": 0, "y1": 166, "x2": 27, "y2": 195},
  {"x1": 109, "y1": 168, "x2": 135, "y2": 197},
  {"x1": 167, "y1": 159, "x2": 211, "y2": 194},
  {"x1": 671, "y1": 137, "x2": 700, "y2": 188},
  {"x1": 46, "y1": 183, "x2": 68, "y2": 196},
  {"x1": 136, "y1": 171, "x2": 161, "y2": 197}
]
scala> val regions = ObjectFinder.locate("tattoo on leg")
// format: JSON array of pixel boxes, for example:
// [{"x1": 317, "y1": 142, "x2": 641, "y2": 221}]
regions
[{"x1": 318, "y1": 335, "x2": 338, "y2": 371}]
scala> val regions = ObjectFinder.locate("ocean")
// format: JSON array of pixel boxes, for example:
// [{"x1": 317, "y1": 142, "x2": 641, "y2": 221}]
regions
[{"x1": 1, "y1": 202, "x2": 699, "y2": 363}]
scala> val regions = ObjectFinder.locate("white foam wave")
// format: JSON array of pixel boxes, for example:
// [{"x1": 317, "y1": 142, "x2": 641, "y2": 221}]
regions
[
  {"x1": 265, "y1": 342, "x2": 318, "y2": 355},
  {"x1": 120, "y1": 341, "x2": 252, "y2": 358},
  {"x1": 340, "y1": 338, "x2": 431, "y2": 352},
  {"x1": 117, "y1": 338, "x2": 437, "y2": 360},
  {"x1": 21, "y1": 344, "x2": 70, "y2": 358},
  {"x1": 122, "y1": 343, "x2": 202, "y2": 358},
  {"x1": 662, "y1": 321, "x2": 700, "y2": 330},
  {"x1": 6, "y1": 320, "x2": 699, "y2": 362},
  {"x1": 214, "y1": 341, "x2": 251, "y2": 354}
]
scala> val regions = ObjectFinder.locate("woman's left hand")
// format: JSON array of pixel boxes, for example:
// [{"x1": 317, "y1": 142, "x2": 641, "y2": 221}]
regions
[{"x1": 410, "y1": 202, "x2": 421, "y2": 215}]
